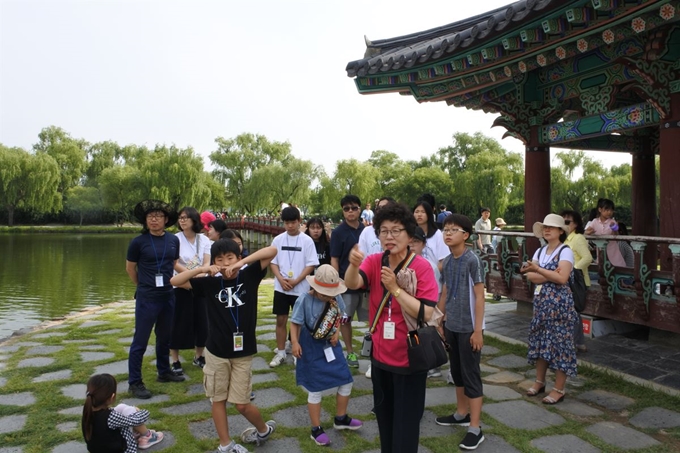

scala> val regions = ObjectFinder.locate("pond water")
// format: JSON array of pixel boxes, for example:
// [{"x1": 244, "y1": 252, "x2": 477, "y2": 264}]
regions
[{"x1": 0, "y1": 233, "x2": 136, "y2": 340}]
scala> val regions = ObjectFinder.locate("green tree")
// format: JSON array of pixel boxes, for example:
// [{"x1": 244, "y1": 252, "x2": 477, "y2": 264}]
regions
[
  {"x1": 84, "y1": 141, "x2": 138, "y2": 187},
  {"x1": 33, "y1": 126, "x2": 87, "y2": 195},
  {"x1": 99, "y1": 165, "x2": 144, "y2": 225},
  {"x1": 367, "y1": 150, "x2": 410, "y2": 194},
  {"x1": 244, "y1": 158, "x2": 317, "y2": 214},
  {"x1": 391, "y1": 167, "x2": 454, "y2": 207},
  {"x1": 209, "y1": 133, "x2": 292, "y2": 213},
  {"x1": 0, "y1": 145, "x2": 61, "y2": 225},
  {"x1": 332, "y1": 159, "x2": 379, "y2": 206},
  {"x1": 65, "y1": 186, "x2": 102, "y2": 225}
]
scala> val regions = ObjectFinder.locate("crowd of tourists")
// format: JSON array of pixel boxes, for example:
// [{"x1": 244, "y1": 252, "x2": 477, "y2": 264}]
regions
[{"x1": 82, "y1": 195, "x2": 631, "y2": 453}]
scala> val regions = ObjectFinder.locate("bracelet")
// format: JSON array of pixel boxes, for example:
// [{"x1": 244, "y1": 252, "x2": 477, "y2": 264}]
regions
[{"x1": 392, "y1": 288, "x2": 401, "y2": 298}]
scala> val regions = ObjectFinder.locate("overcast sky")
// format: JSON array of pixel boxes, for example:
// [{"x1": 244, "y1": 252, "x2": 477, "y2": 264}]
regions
[{"x1": 0, "y1": 0, "x2": 630, "y2": 173}]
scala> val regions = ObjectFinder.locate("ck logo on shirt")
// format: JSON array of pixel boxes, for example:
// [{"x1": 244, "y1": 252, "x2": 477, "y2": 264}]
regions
[{"x1": 217, "y1": 284, "x2": 245, "y2": 307}]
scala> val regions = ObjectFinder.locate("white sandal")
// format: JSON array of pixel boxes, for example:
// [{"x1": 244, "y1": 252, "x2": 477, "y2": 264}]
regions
[
  {"x1": 542, "y1": 387, "x2": 565, "y2": 405},
  {"x1": 526, "y1": 380, "x2": 545, "y2": 396}
]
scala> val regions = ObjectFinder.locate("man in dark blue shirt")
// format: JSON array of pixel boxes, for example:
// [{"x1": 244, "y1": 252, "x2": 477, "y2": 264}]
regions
[
  {"x1": 125, "y1": 199, "x2": 184, "y2": 399},
  {"x1": 330, "y1": 194, "x2": 364, "y2": 367}
]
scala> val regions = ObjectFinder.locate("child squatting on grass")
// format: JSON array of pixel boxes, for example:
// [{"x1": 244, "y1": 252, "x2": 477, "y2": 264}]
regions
[
  {"x1": 82, "y1": 373, "x2": 164, "y2": 453},
  {"x1": 170, "y1": 239, "x2": 278, "y2": 453},
  {"x1": 290, "y1": 264, "x2": 363, "y2": 446}
]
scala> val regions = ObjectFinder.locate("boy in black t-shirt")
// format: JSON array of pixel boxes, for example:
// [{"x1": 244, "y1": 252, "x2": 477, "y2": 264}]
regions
[{"x1": 170, "y1": 239, "x2": 278, "y2": 453}]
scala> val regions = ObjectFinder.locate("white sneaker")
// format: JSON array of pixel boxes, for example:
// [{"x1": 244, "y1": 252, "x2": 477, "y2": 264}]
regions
[
  {"x1": 241, "y1": 420, "x2": 276, "y2": 446},
  {"x1": 365, "y1": 365, "x2": 371, "y2": 379},
  {"x1": 446, "y1": 370, "x2": 454, "y2": 385},
  {"x1": 269, "y1": 352, "x2": 286, "y2": 368}
]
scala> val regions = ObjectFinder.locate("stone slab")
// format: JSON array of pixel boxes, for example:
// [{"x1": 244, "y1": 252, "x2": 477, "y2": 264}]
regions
[
  {"x1": 629, "y1": 407, "x2": 680, "y2": 429},
  {"x1": 98, "y1": 329, "x2": 122, "y2": 335},
  {"x1": 480, "y1": 364, "x2": 501, "y2": 373},
  {"x1": 251, "y1": 356, "x2": 269, "y2": 371},
  {"x1": 186, "y1": 384, "x2": 204, "y2": 396},
  {"x1": 554, "y1": 400, "x2": 603, "y2": 417},
  {"x1": 249, "y1": 387, "x2": 295, "y2": 408},
  {"x1": 272, "y1": 404, "x2": 330, "y2": 428},
  {"x1": 18, "y1": 357, "x2": 54, "y2": 367},
  {"x1": 255, "y1": 324, "x2": 276, "y2": 331},
  {"x1": 160, "y1": 399, "x2": 211, "y2": 415},
  {"x1": 483, "y1": 384, "x2": 522, "y2": 401},
  {"x1": 79, "y1": 321, "x2": 108, "y2": 328},
  {"x1": 62, "y1": 383, "x2": 87, "y2": 399},
  {"x1": 255, "y1": 438, "x2": 302, "y2": 452},
  {"x1": 0, "y1": 447, "x2": 24, "y2": 453},
  {"x1": 252, "y1": 372, "x2": 278, "y2": 384},
  {"x1": 586, "y1": 421, "x2": 660, "y2": 450},
  {"x1": 0, "y1": 377, "x2": 6, "y2": 388},
  {"x1": 256, "y1": 343, "x2": 271, "y2": 353},
  {"x1": 424, "y1": 386, "x2": 457, "y2": 407},
  {"x1": 420, "y1": 410, "x2": 459, "y2": 438},
  {"x1": 482, "y1": 371, "x2": 525, "y2": 384},
  {"x1": 351, "y1": 374, "x2": 374, "y2": 391},
  {"x1": 531, "y1": 434, "x2": 600, "y2": 453},
  {"x1": 256, "y1": 332, "x2": 277, "y2": 341},
  {"x1": 485, "y1": 400, "x2": 566, "y2": 430},
  {"x1": 0, "y1": 392, "x2": 35, "y2": 406},
  {"x1": 487, "y1": 354, "x2": 529, "y2": 369},
  {"x1": 13, "y1": 342, "x2": 41, "y2": 347},
  {"x1": 58, "y1": 406, "x2": 83, "y2": 416},
  {"x1": 79, "y1": 344, "x2": 107, "y2": 350},
  {"x1": 117, "y1": 337, "x2": 134, "y2": 344},
  {"x1": 56, "y1": 421, "x2": 78, "y2": 433},
  {"x1": 62, "y1": 339, "x2": 92, "y2": 344},
  {"x1": 347, "y1": 394, "x2": 374, "y2": 415},
  {"x1": 93, "y1": 360, "x2": 129, "y2": 376},
  {"x1": 80, "y1": 351, "x2": 115, "y2": 362},
  {"x1": 0, "y1": 345, "x2": 21, "y2": 353},
  {"x1": 481, "y1": 345, "x2": 501, "y2": 355},
  {"x1": 189, "y1": 416, "x2": 251, "y2": 440},
  {"x1": 469, "y1": 434, "x2": 522, "y2": 453},
  {"x1": 123, "y1": 345, "x2": 155, "y2": 357},
  {"x1": 0, "y1": 414, "x2": 27, "y2": 434},
  {"x1": 52, "y1": 441, "x2": 87, "y2": 453},
  {"x1": 25, "y1": 345, "x2": 64, "y2": 355},
  {"x1": 576, "y1": 390, "x2": 635, "y2": 411},
  {"x1": 120, "y1": 394, "x2": 170, "y2": 406},
  {"x1": 354, "y1": 419, "x2": 379, "y2": 442}
]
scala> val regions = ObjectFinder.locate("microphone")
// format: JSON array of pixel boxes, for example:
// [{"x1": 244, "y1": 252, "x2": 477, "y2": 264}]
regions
[{"x1": 381, "y1": 250, "x2": 390, "y2": 268}]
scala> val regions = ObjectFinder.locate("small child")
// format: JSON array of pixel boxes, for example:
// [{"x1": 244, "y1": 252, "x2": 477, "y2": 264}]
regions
[
  {"x1": 584, "y1": 198, "x2": 626, "y2": 268},
  {"x1": 82, "y1": 373, "x2": 163, "y2": 453},
  {"x1": 170, "y1": 239, "x2": 278, "y2": 453},
  {"x1": 436, "y1": 214, "x2": 486, "y2": 451},
  {"x1": 290, "y1": 264, "x2": 363, "y2": 446}
]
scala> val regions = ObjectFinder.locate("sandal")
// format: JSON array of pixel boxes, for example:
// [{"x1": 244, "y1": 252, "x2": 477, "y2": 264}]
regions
[
  {"x1": 542, "y1": 388, "x2": 565, "y2": 405},
  {"x1": 526, "y1": 380, "x2": 545, "y2": 397}
]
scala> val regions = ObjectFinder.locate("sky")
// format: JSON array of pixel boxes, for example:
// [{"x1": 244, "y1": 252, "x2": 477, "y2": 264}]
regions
[{"x1": 0, "y1": 0, "x2": 631, "y2": 174}]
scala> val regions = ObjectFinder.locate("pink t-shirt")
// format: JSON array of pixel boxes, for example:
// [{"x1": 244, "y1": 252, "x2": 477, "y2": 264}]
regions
[
  {"x1": 589, "y1": 218, "x2": 626, "y2": 267},
  {"x1": 359, "y1": 253, "x2": 439, "y2": 371}
]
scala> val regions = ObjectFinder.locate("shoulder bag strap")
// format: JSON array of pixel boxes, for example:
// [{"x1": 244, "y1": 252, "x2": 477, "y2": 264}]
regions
[{"x1": 369, "y1": 252, "x2": 417, "y2": 334}]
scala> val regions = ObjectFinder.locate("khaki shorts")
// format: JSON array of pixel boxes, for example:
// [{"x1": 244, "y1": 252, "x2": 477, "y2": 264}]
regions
[{"x1": 203, "y1": 348, "x2": 253, "y2": 404}]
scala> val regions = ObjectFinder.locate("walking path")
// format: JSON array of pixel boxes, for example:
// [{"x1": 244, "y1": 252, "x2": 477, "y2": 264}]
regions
[{"x1": 1, "y1": 288, "x2": 680, "y2": 452}]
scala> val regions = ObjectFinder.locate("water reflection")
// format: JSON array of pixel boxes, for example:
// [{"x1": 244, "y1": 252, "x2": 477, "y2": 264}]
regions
[{"x1": 0, "y1": 233, "x2": 135, "y2": 339}]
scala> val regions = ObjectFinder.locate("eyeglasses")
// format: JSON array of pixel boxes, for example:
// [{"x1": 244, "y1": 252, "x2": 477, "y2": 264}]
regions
[
  {"x1": 178, "y1": 216, "x2": 190, "y2": 221},
  {"x1": 342, "y1": 206, "x2": 360, "y2": 212},
  {"x1": 443, "y1": 228, "x2": 466, "y2": 235},
  {"x1": 146, "y1": 213, "x2": 166, "y2": 220},
  {"x1": 379, "y1": 228, "x2": 405, "y2": 238}
]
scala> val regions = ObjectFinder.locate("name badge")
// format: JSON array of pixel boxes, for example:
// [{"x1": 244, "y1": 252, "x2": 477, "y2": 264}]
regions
[
  {"x1": 233, "y1": 333, "x2": 244, "y2": 352},
  {"x1": 287, "y1": 270, "x2": 294, "y2": 278},
  {"x1": 383, "y1": 321, "x2": 396, "y2": 340},
  {"x1": 324, "y1": 346, "x2": 336, "y2": 362},
  {"x1": 155, "y1": 274, "x2": 164, "y2": 287},
  {"x1": 534, "y1": 284, "x2": 542, "y2": 296}
]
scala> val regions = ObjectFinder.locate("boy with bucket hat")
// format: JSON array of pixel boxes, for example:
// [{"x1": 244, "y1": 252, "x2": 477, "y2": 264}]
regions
[
  {"x1": 125, "y1": 200, "x2": 185, "y2": 400},
  {"x1": 290, "y1": 264, "x2": 363, "y2": 446}
]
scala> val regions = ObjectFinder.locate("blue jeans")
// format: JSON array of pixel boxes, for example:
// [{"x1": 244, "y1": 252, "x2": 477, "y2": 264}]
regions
[{"x1": 128, "y1": 293, "x2": 175, "y2": 384}]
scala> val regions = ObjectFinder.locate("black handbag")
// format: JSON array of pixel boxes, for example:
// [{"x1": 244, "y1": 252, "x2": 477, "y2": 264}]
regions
[{"x1": 406, "y1": 302, "x2": 449, "y2": 373}]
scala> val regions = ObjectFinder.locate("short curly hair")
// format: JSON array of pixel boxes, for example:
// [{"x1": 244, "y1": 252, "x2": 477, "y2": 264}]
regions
[{"x1": 373, "y1": 203, "x2": 417, "y2": 238}]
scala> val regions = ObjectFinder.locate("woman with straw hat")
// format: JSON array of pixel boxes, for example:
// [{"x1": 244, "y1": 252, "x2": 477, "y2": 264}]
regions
[
  {"x1": 520, "y1": 213, "x2": 578, "y2": 405},
  {"x1": 290, "y1": 264, "x2": 363, "y2": 446}
]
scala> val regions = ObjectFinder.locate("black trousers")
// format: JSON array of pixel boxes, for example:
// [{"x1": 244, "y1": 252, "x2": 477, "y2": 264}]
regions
[{"x1": 371, "y1": 363, "x2": 427, "y2": 453}]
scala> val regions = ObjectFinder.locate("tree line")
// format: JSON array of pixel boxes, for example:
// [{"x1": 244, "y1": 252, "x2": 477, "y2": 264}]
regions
[{"x1": 0, "y1": 126, "x2": 638, "y2": 227}]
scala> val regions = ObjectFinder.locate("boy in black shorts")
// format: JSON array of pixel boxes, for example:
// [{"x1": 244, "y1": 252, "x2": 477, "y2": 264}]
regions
[{"x1": 435, "y1": 214, "x2": 486, "y2": 450}]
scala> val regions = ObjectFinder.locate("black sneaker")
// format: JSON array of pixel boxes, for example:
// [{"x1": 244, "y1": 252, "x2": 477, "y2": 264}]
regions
[
  {"x1": 459, "y1": 429, "x2": 485, "y2": 450},
  {"x1": 157, "y1": 372, "x2": 186, "y2": 383},
  {"x1": 128, "y1": 382, "x2": 152, "y2": 399},
  {"x1": 436, "y1": 413, "x2": 471, "y2": 426},
  {"x1": 171, "y1": 361, "x2": 183, "y2": 375},
  {"x1": 192, "y1": 356, "x2": 206, "y2": 368}
]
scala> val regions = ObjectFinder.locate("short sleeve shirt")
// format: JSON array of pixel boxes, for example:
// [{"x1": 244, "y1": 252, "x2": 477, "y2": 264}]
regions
[
  {"x1": 359, "y1": 253, "x2": 438, "y2": 372},
  {"x1": 126, "y1": 232, "x2": 180, "y2": 299},
  {"x1": 290, "y1": 292, "x2": 346, "y2": 334},
  {"x1": 330, "y1": 221, "x2": 364, "y2": 279},
  {"x1": 422, "y1": 229, "x2": 450, "y2": 269},
  {"x1": 175, "y1": 231, "x2": 210, "y2": 271},
  {"x1": 189, "y1": 262, "x2": 266, "y2": 359},
  {"x1": 271, "y1": 232, "x2": 319, "y2": 295},
  {"x1": 361, "y1": 209, "x2": 374, "y2": 224},
  {"x1": 358, "y1": 227, "x2": 382, "y2": 256},
  {"x1": 474, "y1": 218, "x2": 492, "y2": 245},
  {"x1": 440, "y1": 249, "x2": 485, "y2": 333}
]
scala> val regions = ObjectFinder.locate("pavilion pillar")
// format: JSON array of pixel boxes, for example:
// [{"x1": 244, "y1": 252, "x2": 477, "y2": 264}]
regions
[
  {"x1": 631, "y1": 138, "x2": 656, "y2": 270},
  {"x1": 659, "y1": 92, "x2": 680, "y2": 271},
  {"x1": 524, "y1": 125, "x2": 550, "y2": 254}
]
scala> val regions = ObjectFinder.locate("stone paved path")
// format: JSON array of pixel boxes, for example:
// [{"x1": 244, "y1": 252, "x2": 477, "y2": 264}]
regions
[{"x1": 1, "y1": 297, "x2": 679, "y2": 452}]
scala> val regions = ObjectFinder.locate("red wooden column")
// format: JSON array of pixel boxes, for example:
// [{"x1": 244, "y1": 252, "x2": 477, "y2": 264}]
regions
[
  {"x1": 632, "y1": 138, "x2": 657, "y2": 270},
  {"x1": 659, "y1": 93, "x2": 680, "y2": 271},
  {"x1": 524, "y1": 125, "x2": 551, "y2": 254}
]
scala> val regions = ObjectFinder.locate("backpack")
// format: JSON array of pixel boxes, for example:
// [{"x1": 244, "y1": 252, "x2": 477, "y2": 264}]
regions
[{"x1": 539, "y1": 245, "x2": 587, "y2": 313}]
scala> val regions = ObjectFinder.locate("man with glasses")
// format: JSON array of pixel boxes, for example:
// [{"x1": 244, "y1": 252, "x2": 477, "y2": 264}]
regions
[
  {"x1": 125, "y1": 200, "x2": 185, "y2": 399},
  {"x1": 330, "y1": 195, "x2": 365, "y2": 367}
]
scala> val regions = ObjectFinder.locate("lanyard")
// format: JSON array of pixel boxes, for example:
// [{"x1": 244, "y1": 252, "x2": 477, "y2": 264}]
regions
[
  {"x1": 449, "y1": 249, "x2": 465, "y2": 301},
  {"x1": 149, "y1": 233, "x2": 168, "y2": 274},
  {"x1": 286, "y1": 233, "x2": 301, "y2": 269},
  {"x1": 220, "y1": 274, "x2": 241, "y2": 333}
]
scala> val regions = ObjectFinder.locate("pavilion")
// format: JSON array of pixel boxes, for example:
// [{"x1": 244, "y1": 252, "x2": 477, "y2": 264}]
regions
[{"x1": 345, "y1": 0, "x2": 680, "y2": 332}]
